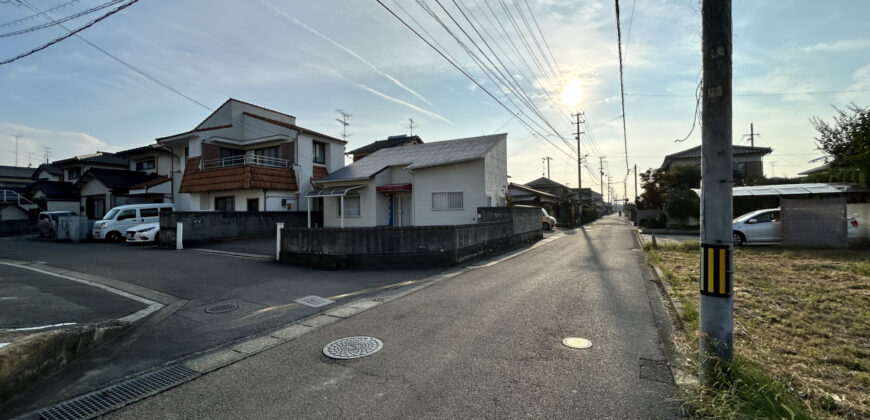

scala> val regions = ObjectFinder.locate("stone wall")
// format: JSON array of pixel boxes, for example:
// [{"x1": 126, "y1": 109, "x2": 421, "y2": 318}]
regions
[
  {"x1": 159, "y1": 211, "x2": 319, "y2": 247},
  {"x1": 280, "y1": 207, "x2": 542, "y2": 269}
]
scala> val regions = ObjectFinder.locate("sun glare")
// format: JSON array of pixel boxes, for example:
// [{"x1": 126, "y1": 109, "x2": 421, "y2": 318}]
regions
[{"x1": 559, "y1": 79, "x2": 584, "y2": 107}]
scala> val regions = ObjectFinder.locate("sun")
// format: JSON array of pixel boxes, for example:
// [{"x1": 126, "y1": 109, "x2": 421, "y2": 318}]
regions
[{"x1": 559, "y1": 79, "x2": 584, "y2": 107}]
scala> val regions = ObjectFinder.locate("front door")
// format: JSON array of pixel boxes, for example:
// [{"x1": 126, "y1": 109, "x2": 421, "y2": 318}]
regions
[{"x1": 396, "y1": 195, "x2": 411, "y2": 227}]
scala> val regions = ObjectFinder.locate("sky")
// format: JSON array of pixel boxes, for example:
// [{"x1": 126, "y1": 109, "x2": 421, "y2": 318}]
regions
[{"x1": 1, "y1": 0, "x2": 868, "y2": 202}]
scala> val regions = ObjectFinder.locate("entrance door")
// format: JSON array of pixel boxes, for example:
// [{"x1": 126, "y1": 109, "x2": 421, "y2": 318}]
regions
[{"x1": 396, "y1": 195, "x2": 411, "y2": 226}]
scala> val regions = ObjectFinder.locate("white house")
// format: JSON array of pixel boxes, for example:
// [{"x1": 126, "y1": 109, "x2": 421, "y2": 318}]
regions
[
  {"x1": 309, "y1": 134, "x2": 507, "y2": 228},
  {"x1": 156, "y1": 98, "x2": 346, "y2": 211}
]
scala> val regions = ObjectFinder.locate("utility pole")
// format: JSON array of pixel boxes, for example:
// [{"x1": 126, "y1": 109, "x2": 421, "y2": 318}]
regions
[
  {"x1": 634, "y1": 164, "x2": 639, "y2": 225},
  {"x1": 407, "y1": 118, "x2": 415, "y2": 135},
  {"x1": 11, "y1": 134, "x2": 22, "y2": 166},
  {"x1": 542, "y1": 156, "x2": 553, "y2": 179},
  {"x1": 573, "y1": 113, "x2": 585, "y2": 225},
  {"x1": 335, "y1": 110, "x2": 351, "y2": 141},
  {"x1": 700, "y1": 0, "x2": 734, "y2": 383},
  {"x1": 743, "y1": 123, "x2": 759, "y2": 147}
]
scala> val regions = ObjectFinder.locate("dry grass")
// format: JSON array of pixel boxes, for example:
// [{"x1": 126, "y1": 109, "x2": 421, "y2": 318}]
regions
[{"x1": 649, "y1": 244, "x2": 870, "y2": 419}]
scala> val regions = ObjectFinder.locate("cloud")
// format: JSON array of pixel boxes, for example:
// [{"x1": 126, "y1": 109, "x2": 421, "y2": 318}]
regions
[
  {"x1": 801, "y1": 39, "x2": 870, "y2": 52},
  {"x1": 262, "y1": 0, "x2": 434, "y2": 107},
  {"x1": 0, "y1": 123, "x2": 109, "y2": 166},
  {"x1": 310, "y1": 65, "x2": 452, "y2": 125}
]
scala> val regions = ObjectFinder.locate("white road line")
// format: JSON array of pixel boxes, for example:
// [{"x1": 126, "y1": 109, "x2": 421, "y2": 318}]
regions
[
  {"x1": 6, "y1": 322, "x2": 77, "y2": 332},
  {"x1": 0, "y1": 261, "x2": 163, "y2": 324}
]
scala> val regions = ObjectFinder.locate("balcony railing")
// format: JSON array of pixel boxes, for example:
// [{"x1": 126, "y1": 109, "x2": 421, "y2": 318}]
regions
[{"x1": 201, "y1": 154, "x2": 291, "y2": 170}]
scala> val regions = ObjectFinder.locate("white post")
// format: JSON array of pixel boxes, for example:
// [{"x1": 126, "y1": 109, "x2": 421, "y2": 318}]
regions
[
  {"x1": 340, "y1": 196, "x2": 345, "y2": 228},
  {"x1": 307, "y1": 197, "x2": 311, "y2": 228},
  {"x1": 176, "y1": 222, "x2": 183, "y2": 250},
  {"x1": 276, "y1": 222, "x2": 285, "y2": 261}
]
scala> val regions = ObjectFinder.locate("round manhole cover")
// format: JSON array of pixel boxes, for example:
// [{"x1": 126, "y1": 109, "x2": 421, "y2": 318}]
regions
[
  {"x1": 323, "y1": 336, "x2": 383, "y2": 359},
  {"x1": 563, "y1": 337, "x2": 592, "y2": 349},
  {"x1": 204, "y1": 303, "x2": 238, "y2": 314}
]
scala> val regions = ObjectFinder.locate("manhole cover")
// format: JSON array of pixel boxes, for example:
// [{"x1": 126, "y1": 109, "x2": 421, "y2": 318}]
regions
[
  {"x1": 294, "y1": 295, "x2": 335, "y2": 308},
  {"x1": 323, "y1": 336, "x2": 383, "y2": 359},
  {"x1": 204, "y1": 303, "x2": 238, "y2": 314},
  {"x1": 563, "y1": 337, "x2": 592, "y2": 349}
]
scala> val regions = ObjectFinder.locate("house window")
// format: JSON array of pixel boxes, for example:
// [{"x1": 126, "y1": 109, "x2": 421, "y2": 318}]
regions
[
  {"x1": 136, "y1": 159, "x2": 156, "y2": 171},
  {"x1": 140, "y1": 208, "x2": 159, "y2": 218},
  {"x1": 215, "y1": 196, "x2": 235, "y2": 211},
  {"x1": 255, "y1": 146, "x2": 280, "y2": 158},
  {"x1": 67, "y1": 168, "x2": 80, "y2": 181},
  {"x1": 313, "y1": 141, "x2": 326, "y2": 164},
  {"x1": 337, "y1": 195, "x2": 361, "y2": 217},
  {"x1": 247, "y1": 198, "x2": 259, "y2": 212},
  {"x1": 432, "y1": 192, "x2": 463, "y2": 210},
  {"x1": 220, "y1": 148, "x2": 244, "y2": 159},
  {"x1": 117, "y1": 209, "x2": 137, "y2": 221}
]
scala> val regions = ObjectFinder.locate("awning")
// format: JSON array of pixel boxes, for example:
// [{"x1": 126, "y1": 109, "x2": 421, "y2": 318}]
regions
[
  {"x1": 376, "y1": 183, "x2": 412, "y2": 192},
  {"x1": 306, "y1": 185, "x2": 365, "y2": 197}
]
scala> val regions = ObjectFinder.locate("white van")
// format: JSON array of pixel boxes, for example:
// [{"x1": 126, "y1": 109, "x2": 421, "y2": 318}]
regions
[{"x1": 93, "y1": 203, "x2": 173, "y2": 241}]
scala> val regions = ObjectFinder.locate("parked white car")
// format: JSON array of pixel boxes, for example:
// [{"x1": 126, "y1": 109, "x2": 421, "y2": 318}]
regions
[
  {"x1": 732, "y1": 207, "x2": 859, "y2": 245},
  {"x1": 126, "y1": 222, "x2": 160, "y2": 243},
  {"x1": 93, "y1": 203, "x2": 173, "y2": 241}
]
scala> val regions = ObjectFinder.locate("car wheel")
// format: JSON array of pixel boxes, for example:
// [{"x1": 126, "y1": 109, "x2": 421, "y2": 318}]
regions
[
  {"x1": 106, "y1": 231, "x2": 122, "y2": 242},
  {"x1": 542, "y1": 222, "x2": 548, "y2": 230},
  {"x1": 733, "y1": 231, "x2": 745, "y2": 246},
  {"x1": 154, "y1": 232, "x2": 159, "y2": 243}
]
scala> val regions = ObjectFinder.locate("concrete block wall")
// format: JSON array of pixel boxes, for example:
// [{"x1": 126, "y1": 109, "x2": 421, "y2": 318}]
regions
[
  {"x1": 159, "y1": 211, "x2": 318, "y2": 247},
  {"x1": 282, "y1": 206, "x2": 543, "y2": 268}
]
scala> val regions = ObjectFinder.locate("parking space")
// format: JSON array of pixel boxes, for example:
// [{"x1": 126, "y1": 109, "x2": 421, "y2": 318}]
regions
[{"x1": 0, "y1": 263, "x2": 145, "y2": 330}]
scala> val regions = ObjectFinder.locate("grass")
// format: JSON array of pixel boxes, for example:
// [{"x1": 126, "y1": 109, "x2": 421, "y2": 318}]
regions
[{"x1": 647, "y1": 245, "x2": 870, "y2": 419}]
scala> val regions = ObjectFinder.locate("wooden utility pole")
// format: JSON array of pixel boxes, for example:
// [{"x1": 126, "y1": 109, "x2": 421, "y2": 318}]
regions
[{"x1": 700, "y1": 0, "x2": 734, "y2": 383}]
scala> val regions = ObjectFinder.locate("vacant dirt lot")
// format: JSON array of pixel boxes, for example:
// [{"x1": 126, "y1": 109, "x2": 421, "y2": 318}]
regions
[{"x1": 649, "y1": 244, "x2": 869, "y2": 419}]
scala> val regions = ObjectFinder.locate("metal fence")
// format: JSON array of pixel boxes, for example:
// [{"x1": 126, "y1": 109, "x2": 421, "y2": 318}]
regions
[{"x1": 201, "y1": 154, "x2": 290, "y2": 170}]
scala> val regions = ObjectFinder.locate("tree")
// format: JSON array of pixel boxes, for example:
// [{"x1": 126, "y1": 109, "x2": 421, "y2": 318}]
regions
[{"x1": 810, "y1": 103, "x2": 870, "y2": 185}]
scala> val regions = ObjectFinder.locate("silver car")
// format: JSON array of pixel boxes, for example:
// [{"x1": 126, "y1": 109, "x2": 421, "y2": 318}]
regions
[{"x1": 732, "y1": 207, "x2": 859, "y2": 245}]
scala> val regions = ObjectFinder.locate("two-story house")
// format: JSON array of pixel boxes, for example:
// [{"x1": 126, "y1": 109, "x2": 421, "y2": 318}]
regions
[{"x1": 156, "y1": 99, "x2": 346, "y2": 211}]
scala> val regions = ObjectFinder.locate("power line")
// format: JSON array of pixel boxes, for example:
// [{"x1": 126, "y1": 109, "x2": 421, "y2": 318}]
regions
[
  {"x1": 0, "y1": 0, "x2": 139, "y2": 66},
  {"x1": 626, "y1": 88, "x2": 870, "y2": 97},
  {"x1": 376, "y1": 0, "x2": 574, "y2": 159},
  {"x1": 0, "y1": 0, "x2": 78, "y2": 28},
  {"x1": 0, "y1": 0, "x2": 126, "y2": 38}
]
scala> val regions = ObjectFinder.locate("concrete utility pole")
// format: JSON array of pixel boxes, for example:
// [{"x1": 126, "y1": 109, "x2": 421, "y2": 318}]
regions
[
  {"x1": 599, "y1": 157, "x2": 605, "y2": 200},
  {"x1": 699, "y1": 0, "x2": 734, "y2": 382},
  {"x1": 542, "y1": 156, "x2": 553, "y2": 179},
  {"x1": 11, "y1": 134, "x2": 22, "y2": 166},
  {"x1": 634, "y1": 164, "x2": 639, "y2": 225},
  {"x1": 335, "y1": 110, "x2": 351, "y2": 141},
  {"x1": 573, "y1": 113, "x2": 585, "y2": 224},
  {"x1": 743, "y1": 123, "x2": 759, "y2": 147}
]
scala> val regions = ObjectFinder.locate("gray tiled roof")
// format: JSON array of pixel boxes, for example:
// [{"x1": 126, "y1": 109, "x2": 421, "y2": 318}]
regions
[
  {"x1": 0, "y1": 165, "x2": 37, "y2": 179},
  {"x1": 662, "y1": 145, "x2": 772, "y2": 167},
  {"x1": 348, "y1": 135, "x2": 423, "y2": 155},
  {"x1": 318, "y1": 134, "x2": 505, "y2": 183},
  {"x1": 53, "y1": 152, "x2": 128, "y2": 167}
]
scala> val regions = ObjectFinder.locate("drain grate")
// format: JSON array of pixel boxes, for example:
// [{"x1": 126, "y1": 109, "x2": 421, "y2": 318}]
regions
[
  {"x1": 323, "y1": 336, "x2": 383, "y2": 359},
  {"x1": 294, "y1": 295, "x2": 335, "y2": 308},
  {"x1": 204, "y1": 303, "x2": 238, "y2": 314},
  {"x1": 371, "y1": 285, "x2": 415, "y2": 302},
  {"x1": 39, "y1": 365, "x2": 200, "y2": 420}
]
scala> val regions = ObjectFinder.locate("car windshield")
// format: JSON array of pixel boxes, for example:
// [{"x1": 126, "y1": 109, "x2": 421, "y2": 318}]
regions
[
  {"x1": 102, "y1": 208, "x2": 120, "y2": 220},
  {"x1": 541, "y1": 208, "x2": 550, "y2": 217}
]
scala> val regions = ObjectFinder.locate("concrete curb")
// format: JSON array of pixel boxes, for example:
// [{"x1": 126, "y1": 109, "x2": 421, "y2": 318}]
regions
[
  {"x1": 0, "y1": 321, "x2": 129, "y2": 405},
  {"x1": 631, "y1": 225, "x2": 698, "y2": 388}
]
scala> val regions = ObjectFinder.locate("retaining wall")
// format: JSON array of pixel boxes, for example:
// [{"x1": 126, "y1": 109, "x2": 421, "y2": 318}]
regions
[
  {"x1": 281, "y1": 207, "x2": 542, "y2": 268},
  {"x1": 159, "y1": 211, "x2": 319, "y2": 248},
  {"x1": 0, "y1": 220, "x2": 36, "y2": 236}
]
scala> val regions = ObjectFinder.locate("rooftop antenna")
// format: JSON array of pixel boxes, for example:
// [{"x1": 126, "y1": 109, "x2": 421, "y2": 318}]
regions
[
  {"x1": 11, "y1": 134, "x2": 22, "y2": 166},
  {"x1": 335, "y1": 110, "x2": 351, "y2": 141},
  {"x1": 406, "y1": 118, "x2": 415, "y2": 135}
]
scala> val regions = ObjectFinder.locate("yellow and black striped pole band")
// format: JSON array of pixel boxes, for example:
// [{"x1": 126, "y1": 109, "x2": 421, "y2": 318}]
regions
[{"x1": 700, "y1": 243, "x2": 732, "y2": 297}]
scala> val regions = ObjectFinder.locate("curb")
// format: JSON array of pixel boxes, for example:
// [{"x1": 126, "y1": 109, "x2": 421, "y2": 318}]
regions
[{"x1": 631, "y1": 226, "x2": 698, "y2": 388}]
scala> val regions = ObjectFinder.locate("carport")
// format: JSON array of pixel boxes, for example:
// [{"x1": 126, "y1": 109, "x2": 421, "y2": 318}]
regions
[{"x1": 305, "y1": 185, "x2": 365, "y2": 228}]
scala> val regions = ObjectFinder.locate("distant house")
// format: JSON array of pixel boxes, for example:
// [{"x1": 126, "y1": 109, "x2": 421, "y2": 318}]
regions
[
  {"x1": 115, "y1": 143, "x2": 176, "y2": 203},
  {"x1": 31, "y1": 164, "x2": 63, "y2": 182},
  {"x1": 507, "y1": 183, "x2": 558, "y2": 206},
  {"x1": 157, "y1": 98, "x2": 346, "y2": 211},
  {"x1": 75, "y1": 168, "x2": 165, "y2": 219},
  {"x1": 28, "y1": 180, "x2": 79, "y2": 213},
  {"x1": 51, "y1": 152, "x2": 129, "y2": 183},
  {"x1": 524, "y1": 177, "x2": 573, "y2": 200},
  {"x1": 0, "y1": 165, "x2": 37, "y2": 191},
  {"x1": 347, "y1": 134, "x2": 423, "y2": 162},
  {"x1": 310, "y1": 134, "x2": 507, "y2": 228},
  {"x1": 661, "y1": 145, "x2": 772, "y2": 179}
]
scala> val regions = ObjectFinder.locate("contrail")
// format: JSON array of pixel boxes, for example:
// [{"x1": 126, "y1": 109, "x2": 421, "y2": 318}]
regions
[
  {"x1": 313, "y1": 65, "x2": 452, "y2": 125},
  {"x1": 262, "y1": 1, "x2": 434, "y2": 107}
]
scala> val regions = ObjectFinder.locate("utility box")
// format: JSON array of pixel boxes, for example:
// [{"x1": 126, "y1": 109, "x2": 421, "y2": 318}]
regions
[{"x1": 56, "y1": 215, "x2": 89, "y2": 242}]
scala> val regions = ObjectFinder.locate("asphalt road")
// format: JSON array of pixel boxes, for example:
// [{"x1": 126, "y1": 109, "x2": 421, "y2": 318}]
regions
[
  {"x1": 107, "y1": 215, "x2": 679, "y2": 419},
  {"x1": 0, "y1": 234, "x2": 443, "y2": 418}
]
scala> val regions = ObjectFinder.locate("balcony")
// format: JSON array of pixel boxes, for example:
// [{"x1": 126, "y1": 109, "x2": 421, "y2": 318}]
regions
[{"x1": 201, "y1": 154, "x2": 290, "y2": 170}]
